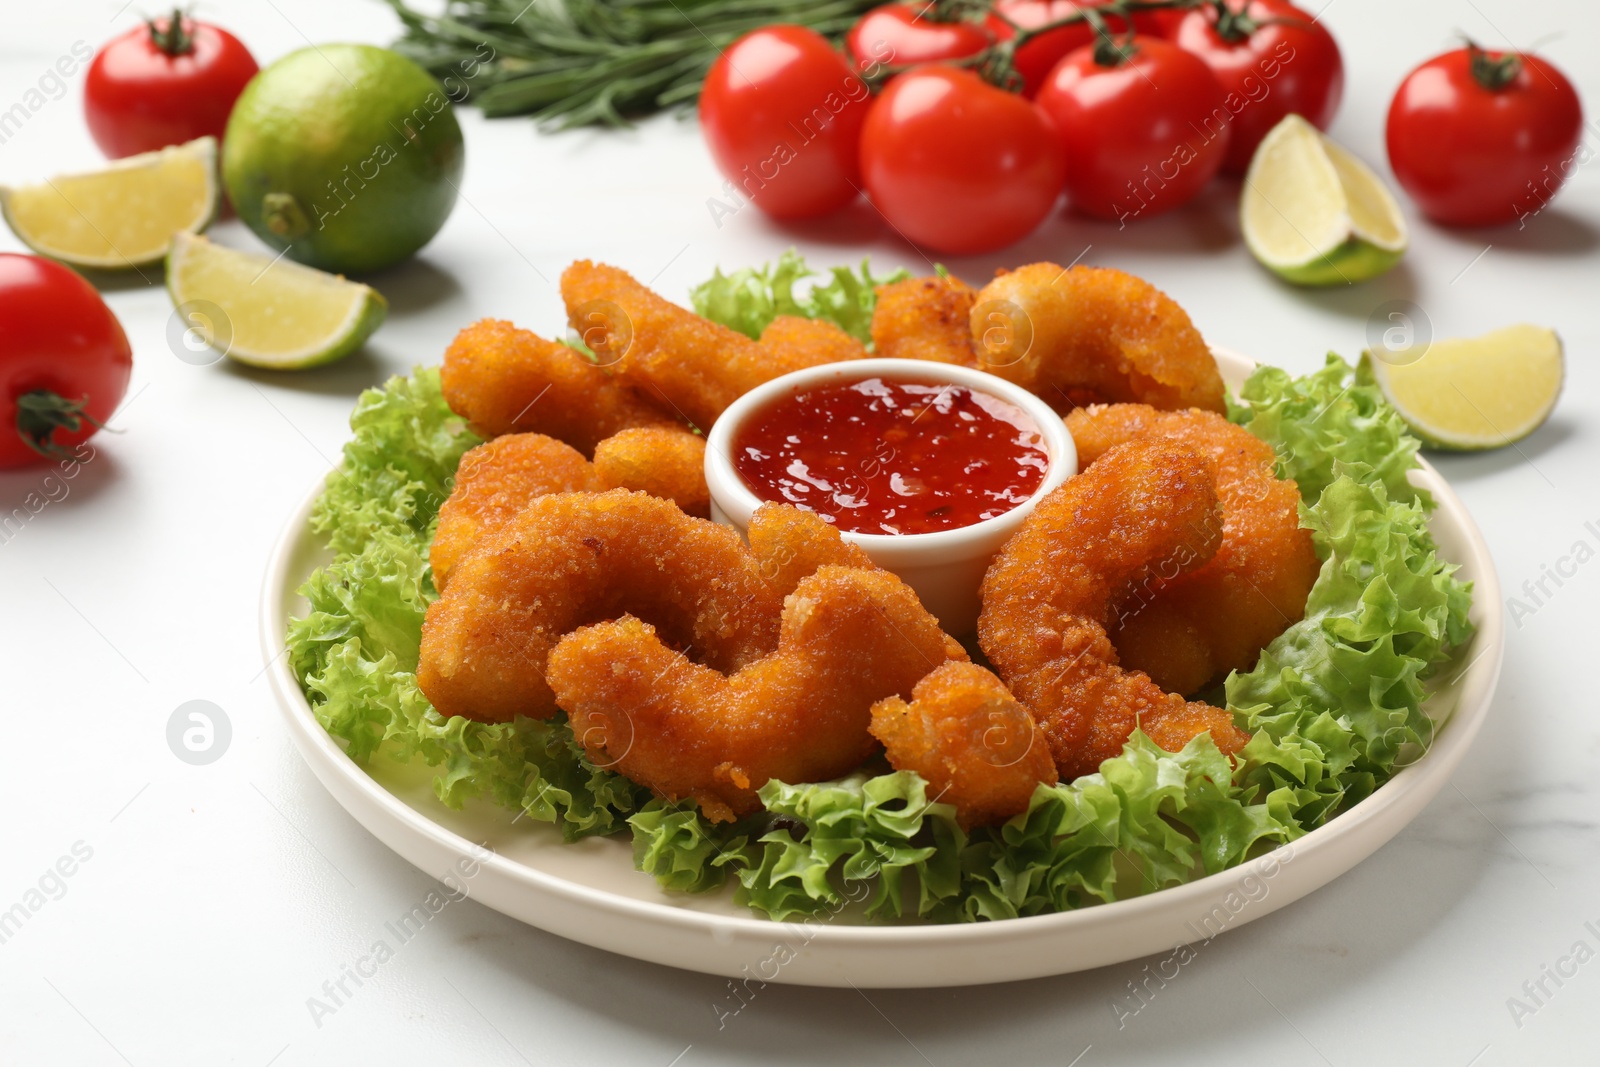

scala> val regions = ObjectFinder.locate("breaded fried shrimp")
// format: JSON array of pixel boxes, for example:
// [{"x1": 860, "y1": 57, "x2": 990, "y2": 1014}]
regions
[
  {"x1": 970, "y1": 264, "x2": 1226, "y2": 414},
  {"x1": 430, "y1": 434, "x2": 599, "y2": 589},
  {"x1": 1066, "y1": 404, "x2": 1320, "y2": 694},
  {"x1": 758, "y1": 315, "x2": 869, "y2": 368},
  {"x1": 978, "y1": 439, "x2": 1249, "y2": 781},
  {"x1": 745, "y1": 502, "x2": 875, "y2": 598},
  {"x1": 418, "y1": 490, "x2": 783, "y2": 723},
  {"x1": 870, "y1": 275, "x2": 980, "y2": 366},
  {"x1": 870, "y1": 662, "x2": 1057, "y2": 828},
  {"x1": 560, "y1": 261, "x2": 860, "y2": 428},
  {"x1": 549, "y1": 565, "x2": 967, "y2": 821},
  {"x1": 592, "y1": 425, "x2": 710, "y2": 518},
  {"x1": 441, "y1": 319, "x2": 677, "y2": 454}
]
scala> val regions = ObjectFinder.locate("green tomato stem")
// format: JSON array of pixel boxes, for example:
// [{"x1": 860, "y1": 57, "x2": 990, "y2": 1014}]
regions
[
  {"x1": 149, "y1": 8, "x2": 196, "y2": 57},
  {"x1": 14, "y1": 390, "x2": 105, "y2": 461}
]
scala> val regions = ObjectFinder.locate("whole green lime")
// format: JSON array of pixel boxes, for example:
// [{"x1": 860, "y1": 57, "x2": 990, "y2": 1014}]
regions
[{"x1": 222, "y1": 44, "x2": 464, "y2": 275}]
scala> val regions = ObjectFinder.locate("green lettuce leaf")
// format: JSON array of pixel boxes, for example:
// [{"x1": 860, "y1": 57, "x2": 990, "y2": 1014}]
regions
[
  {"x1": 310, "y1": 366, "x2": 481, "y2": 558},
  {"x1": 1228, "y1": 475, "x2": 1475, "y2": 823},
  {"x1": 1228, "y1": 352, "x2": 1426, "y2": 509},
  {"x1": 1226, "y1": 356, "x2": 1475, "y2": 829},
  {"x1": 690, "y1": 249, "x2": 910, "y2": 346},
  {"x1": 958, "y1": 732, "x2": 1292, "y2": 921},
  {"x1": 287, "y1": 368, "x2": 644, "y2": 840},
  {"x1": 737, "y1": 771, "x2": 966, "y2": 921}
]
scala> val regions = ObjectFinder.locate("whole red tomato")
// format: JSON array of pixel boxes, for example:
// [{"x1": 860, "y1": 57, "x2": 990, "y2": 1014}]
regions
[
  {"x1": 0, "y1": 255, "x2": 132, "y2": 469},
  {"x1": 985, "y1": 0, "x2": 1130, "y2": 98},
  {"x1": 846, "y1": 3, "x2": 993, "y2": 74},
  {"x1": 1387, "y1": 46, "x2": 1584, "y2": 227},
  {"x1": 1036, "y1": 38, "x2": 1231, "y2": 222},
  {"x1": 701, "y1": 26, "x2": 871, "y2": 219},
  {"x1": 860, "y1": 66, "x2": 1064, "y2": 254},
  {"x1": 1168, "y1": 0, "x2": 1343, "y2": 173},
  {"x1": 85, "y1": 10, "x2": 259, "y2": 158}
]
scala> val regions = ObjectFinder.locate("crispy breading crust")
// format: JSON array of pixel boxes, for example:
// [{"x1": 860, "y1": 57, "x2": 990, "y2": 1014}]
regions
[
  {"x1": 418, "y1": 490, "x2": 783, "y2": 723},
  {"x1": 430, "y1": 434, "x2": 600, "y2": 589},
  {"x1": 971, "y1": 264, "x2": 1226, "y2": 414},
  {"x1": 592, "y1": 425, "x2": 710, "y2": 518},
  {"x1": 550, "y1": 565, "x2": 966, "y2": 821},
  {"x1": 870, "y1": 275, "x2": 981, "y2": 367},
  {"x1": 870, "y1": 661, "x2": 1057, "y2": 828},
  {"x1": 1067, "y1": 404, "x2": 1321, "y2": 695},
  {"x1": 560, "y1": 260, "x2": 864, "y2": 428},
  {"x1": 441, "y1": 318, "x2": 677, "y2": 454},
  {"x1": 978, "y1": 439, "x2": 1248, "y2": 780},
  {"x1": 745, "y1": 503, "x2": 874, "y2": 599}
]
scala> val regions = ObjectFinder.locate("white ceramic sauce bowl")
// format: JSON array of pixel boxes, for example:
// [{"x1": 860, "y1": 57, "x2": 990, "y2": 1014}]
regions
[{"x1": 704, "y1": 357, "x2": 1076, "y2": 634}]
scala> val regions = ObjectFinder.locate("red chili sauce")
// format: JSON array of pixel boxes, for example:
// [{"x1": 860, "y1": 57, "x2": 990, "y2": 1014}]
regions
[{"x1": 731, "y1": 376, "x2": 1050, "y2": 535}]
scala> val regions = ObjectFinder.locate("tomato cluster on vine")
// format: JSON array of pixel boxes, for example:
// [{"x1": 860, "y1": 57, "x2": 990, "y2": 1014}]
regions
[{"x1": 699, "y1": 0, "x2": 1344, "y2": 254}]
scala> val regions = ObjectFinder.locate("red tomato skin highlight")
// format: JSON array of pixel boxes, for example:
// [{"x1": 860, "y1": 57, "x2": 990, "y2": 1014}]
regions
[
  {"x1": 1386, "y1": 49, "x2": 1584, "y2": 227},
  {"x1": 0, "y1": 255, "x2": 132, "y2": 469},
  {"x1": 846, "y1": 3, "x2": 993, "y2": 74},
  {"x1": 1168, "y1": 0, "x2": 1344, "y2": 174},
  {"x1": 1036, "y1": 39, "x2": 1231, "y2": 222},
  {"x1": 700, "y1": 26, "x2": 872, "y2": 220},
  {"x1": 85, "y1": 15, "x2": 259, "y2": 158},
  {"x1": 859, "y1": 66, "x2": 1065, "y2": 255}
]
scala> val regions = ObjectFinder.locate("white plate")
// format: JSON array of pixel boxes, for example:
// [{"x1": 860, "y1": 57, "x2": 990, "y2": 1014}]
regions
[{"x1": 260, "y1": 351, "x2": 1503, "y2": 988}]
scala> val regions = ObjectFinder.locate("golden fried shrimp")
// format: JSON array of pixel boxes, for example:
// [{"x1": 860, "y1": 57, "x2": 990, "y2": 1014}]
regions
[
  {"x1": 418, "y1": 490, "x2": 783, "y2": 723},
  {"x1": 560, "y1": 261, "x2": 862, "y2": 429},
  {"x1": 758, "y1": 314, "x2": 869, "y2": 368},
  {"x1": 441, "y1": 319, "x2": 677, "y2": 455},
  {"x1": 977, "y1": 439, "x2": 1248, "y2": 781},
  {"x1": 430, "y1": 434, "x2": 600, "y2": 590},
  {"x1": 745, "y1": 502, "x2": 874, "y2": 598},
  {"x1": 1066, "y1": 404, "x2": 1321, "y2": 695},
  {"x1": 870, "y1": 275, "x2": 980, "y2": 366},
  {"x1": 549, "y1": 565, "x2": 967, "y2": 821},
  {"x1": 870, "y1": 662, "x2": 1057, "y2": 828},
  {"x1": 970, "y1": 264, "x2": 1226, "y2": 414},
  {"x1": 592, "y1": 425, "x2": 710, "y2": 518}
]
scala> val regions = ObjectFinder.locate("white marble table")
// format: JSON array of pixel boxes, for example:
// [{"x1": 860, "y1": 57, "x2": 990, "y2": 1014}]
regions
[{"x1": 2, "y1": 1, "x2": 1596, "y2": 1063}]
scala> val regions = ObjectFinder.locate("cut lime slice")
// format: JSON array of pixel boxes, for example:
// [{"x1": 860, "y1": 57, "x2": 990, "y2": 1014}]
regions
[
  {"x1": 1, "y1": 137, "x2": 217, "y2": 271},
  {"x1": 1241, "y1": 115, "x2": 1407, "y2": 286},
  {"x1": 167, "y1": 232, "x2": 387, "y2": 369},
  {"x1": 1363, "y1": 324, "x2": 1563, "y2": 451}
]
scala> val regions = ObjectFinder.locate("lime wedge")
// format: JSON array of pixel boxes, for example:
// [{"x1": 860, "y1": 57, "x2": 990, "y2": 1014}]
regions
[
  {"x1": 1242, "y1": 115, "x2": 1406, "y2": 286},
  {"x1": 1, "y1": 137, "x2": 217, "y2": 271},
  {"x1": 167, "y1": 233, "x2": 387, "y2": 369},
  {"x1": 1363, "y1": 324, "x2": 1563, "y2": 451}
]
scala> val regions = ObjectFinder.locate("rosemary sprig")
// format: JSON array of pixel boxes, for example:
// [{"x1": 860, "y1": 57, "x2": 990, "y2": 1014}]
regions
[{"x1": 382, "y1": 0, "x2": 886, "y2": 128}]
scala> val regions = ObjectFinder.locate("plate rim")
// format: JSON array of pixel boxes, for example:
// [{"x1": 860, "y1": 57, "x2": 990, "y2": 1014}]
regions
[{"x1": 260, "y1": 349, "x2": 1504, "y2": 977}]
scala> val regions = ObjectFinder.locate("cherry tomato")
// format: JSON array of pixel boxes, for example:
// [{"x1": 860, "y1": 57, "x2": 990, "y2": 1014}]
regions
[
  {"x1": 1132, "y1": 10, "x2": 1190, "y2": 37},
  {"x1": 1036, "y1": 38, "x2": 1231, "y2": 222},
  {"x1": 700, "y1": 26, "x2": 872, "y2": 219},
  {"x1": 985, "y1": 0, "x2": 1130, "y2": 98},
  {"x1": 1386, "y1": 46, "x2": 1584, "y2": 227},
  {"x1": 845, "y1": 3, "x2": 993, "y2": 75},
  {"x1": 860, "y1": 66, "x2": 1064, "y2": 254},
  {"x1": 1168, "y1": 0, "x2": 1343, "y2": 173},
  {"x1": 85, "y1": 10, "x2": 259, "y2": 158},
  {"x1": 0, "y1": 255, "x2": 132, "y2": 469}
]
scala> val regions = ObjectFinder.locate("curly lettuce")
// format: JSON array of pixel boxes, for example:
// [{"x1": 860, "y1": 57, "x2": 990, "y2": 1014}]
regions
[
  {"x1": 290, "y1": 268, "x2": 1476, "y2": 923},
  {"x1": 286, "y1": 369, "x2": 646, "y2": 840},
  {"x1": 690, "y1": 249, "x2": 909, "y2": 346}
]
